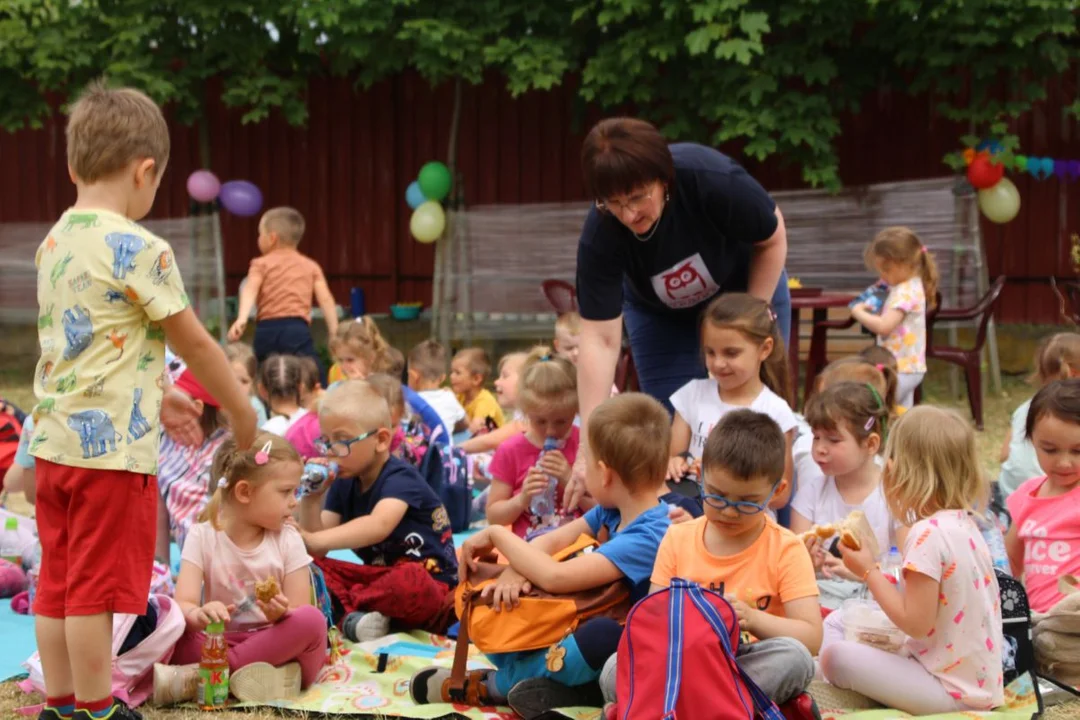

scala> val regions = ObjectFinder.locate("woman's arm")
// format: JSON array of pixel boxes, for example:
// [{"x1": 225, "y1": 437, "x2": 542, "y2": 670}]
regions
[
  {"x1": 577, "y1": 317, "x2": 623, "y2": 432},
  {"x1": 747, "y1": 208, "x2": 787, "y2": 301},
  {"x1": 460, "y1": 420, "x2": 524, "y2": 454}
]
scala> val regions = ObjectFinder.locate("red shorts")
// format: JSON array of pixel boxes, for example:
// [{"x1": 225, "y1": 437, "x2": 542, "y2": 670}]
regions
[{"x1": 34, "y1": 459, "x2": 157, "y2": 617}]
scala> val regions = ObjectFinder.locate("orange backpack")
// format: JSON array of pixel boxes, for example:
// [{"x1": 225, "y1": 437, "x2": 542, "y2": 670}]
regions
[{"x1": 452, "y1": 530, "x2": 629, "y2": 656}]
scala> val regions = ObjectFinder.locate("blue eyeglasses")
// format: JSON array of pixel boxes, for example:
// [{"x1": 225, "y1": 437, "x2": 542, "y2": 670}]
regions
[
  {"x1": 315, "y1": 430, "x2": 377, "y2": 458},
  {"x1": 699, "y1": 479, "x2": 780, "y2": 515}
]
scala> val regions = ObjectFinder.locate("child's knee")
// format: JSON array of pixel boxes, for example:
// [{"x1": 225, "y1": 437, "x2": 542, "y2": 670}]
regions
[
  {"x1": 819, "y1": 641, "x2": 857, "y2": 687},
  {"x1": 768, "y1": 637, "x2": 814, "y2": 685},
  {"x1": 289, "y1": 604, "x2": 329, "y2": 639}
]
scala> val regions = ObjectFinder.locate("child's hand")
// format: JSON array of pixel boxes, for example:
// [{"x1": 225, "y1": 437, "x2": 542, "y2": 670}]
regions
[
  {"x1": 188, "y1": 601, "x2": 235, "y2": 630},
  {"x1": 459, "y1": 527, "x2": 499, "y2": 581},
  {"x1": 667, "y1": 455, "x2": 689, "y2": 481},
  {"x1": 838, "y1": 541, "x2": 876, "y2": 580},
  {"x1": 562, "y1": 456, "x2": 589, "y2": 512},
  {"x1": 302, "y1": 457, "x2": 338, "y2": 498},
  {"x1": 520, "y1": 468, "x2": 552, "y2": 503},
  {"x1": 227, "y1": 319, "x2": 247, "y2": 342},
  {"x1": 724, "y1": 596, "x2": 758, "y2": 636},
  {"x1": 161, "y1": 388, "x2": 204, "y2": 447},
  {"x1": 822, "y1": 554, "x2": 860, "y2": 581},
  {"x1": 469, "y1": 417, "x2": 487, "y2": 435},
  {"x1": 804, "y1": 536, "x2": 826, "y2": 572},
  {"x1": 257, "y1": 593, "x2": 291, "y2": 623},
  {"x1": 538, "y1": 450, "x2": 571, "y2": 482},
  {"x1": 667, "y1": 505, "x2": 693, "y2": 525},
  {"x1": 483, "y1": 568, "x2": 533, "y2": 612}
]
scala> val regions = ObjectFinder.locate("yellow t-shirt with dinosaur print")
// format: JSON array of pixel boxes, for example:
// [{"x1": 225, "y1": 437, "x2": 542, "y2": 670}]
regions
[{"x1": 30, "y1": 208, "x2": 189, "y2": 474}]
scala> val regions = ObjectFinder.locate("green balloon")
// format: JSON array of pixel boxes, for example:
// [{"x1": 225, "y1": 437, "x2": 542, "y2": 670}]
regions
[
  {"x1": 418, "y1": 161, "x2": 452, "y2": 201},
  {"x1": 1013, "y1": 155, "x2": 1027, "y2": 171}
]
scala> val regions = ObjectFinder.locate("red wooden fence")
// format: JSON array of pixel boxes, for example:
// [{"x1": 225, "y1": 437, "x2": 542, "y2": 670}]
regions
[{"x1": 1, "y1": 72, "x2": 1077, "y2": 323}]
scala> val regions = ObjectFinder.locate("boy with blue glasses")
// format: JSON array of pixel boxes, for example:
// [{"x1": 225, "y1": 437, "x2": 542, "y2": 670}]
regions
[{"x1": 648, "y1": 409, "x2": 822, "y2": 710}]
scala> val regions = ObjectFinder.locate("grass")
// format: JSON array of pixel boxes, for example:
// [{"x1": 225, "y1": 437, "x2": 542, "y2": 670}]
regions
[{"x1": 0, "y1": 360, "x2": 1040, "y2": 718}]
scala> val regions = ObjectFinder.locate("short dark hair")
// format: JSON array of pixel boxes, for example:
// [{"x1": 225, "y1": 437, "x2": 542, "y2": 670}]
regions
[
  {"x1": 581, "y1": 117, "x2": 675, "y2": 201},
  {"x1": 408, "y1": 339, "x2": 448, "y2": 382},
  {"x1": 701, "y1": 409, "x2": 785, "y2": 482},
  {"x1": 1027, "y1": 378, "x2": 1080, "y2": 439}
]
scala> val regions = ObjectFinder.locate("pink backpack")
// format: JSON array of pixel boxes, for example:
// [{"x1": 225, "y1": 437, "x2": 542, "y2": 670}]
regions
[
  {"x1": 19, "y1": 594, "x2": 185, "y2": 710},
  {"x1": 615, "y1": 578, "x2": 784, "y2": 719}
]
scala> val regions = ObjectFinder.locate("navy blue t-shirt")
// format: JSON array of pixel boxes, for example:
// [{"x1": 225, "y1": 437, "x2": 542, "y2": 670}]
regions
[
  {"x1": 324, "y1": 456, "x2": 458, "y2": 586},
  {"x1": 576, "y1": 143, "x2": 778, "y2": 320}
]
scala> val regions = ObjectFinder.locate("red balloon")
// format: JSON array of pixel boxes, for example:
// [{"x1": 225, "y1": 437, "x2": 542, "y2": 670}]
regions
[{"x1": 967, "y1": 152, "x2": 1005, "y2": 189}]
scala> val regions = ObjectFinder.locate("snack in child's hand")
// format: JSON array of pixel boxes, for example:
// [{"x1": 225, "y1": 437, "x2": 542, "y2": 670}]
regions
[
  {"x1": 799, "y1": 510, "x2": 879, "y2": 558},
  {"x1": 255, "y1": 576, "x2": 280, "y2": 603}
]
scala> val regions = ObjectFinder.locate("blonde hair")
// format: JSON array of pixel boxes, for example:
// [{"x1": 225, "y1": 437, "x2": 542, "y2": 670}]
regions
[
  {"x1": 865, "y1": 227, "x2": 940, "y2": 310},
  {"x1": 203, "y1": 432, "x2": 302, "y2": 529},
  {"x1": 1032, "y1": 332, "x2": 1080, "y2": 385},
  {"x1": 454, "y1": 347, "x2": 491, "y2": 378},
  {"x1": 555, "y1": 312, "x2": 582, "y2": 336},
  {"x1": 329, "y1": 317, "x2": 393, "y2": 374},
  {"x1": 366, "y1": 372, "x2": 405, "y2": 417},
  {"x1": 814, "y1": 356, "x2": 898, "y2": 414},
  {"x1": 66, "y1": 79, "x2": 170, "y2": 183},
  {"x1": 518, "y1": 345, "x2": 578, "y2": 415},
  {"x1": 261, "y1": 207, "x2": 306, "y2": 246},
  {"x1": 408, "y1": 339, "x2": 448, "y2": 382},
  {"x1": 499, "y1": 351, "x2": 528, "y2": 374},
  {"x1": 588, "y1": 393, "x2": 670, "y2": 492},
  {"x1": 701, "y1": 293, "x2": 791, "y2": 405},
  {"x1": 881, "y1": 406, "x2": 981, "y2": 522},
  {"x1": 225, "y1": 342, "x2": 257, "y2": 383},
  {"x1": 318, "y1": 379, "x2": 392, "y2": 430}
]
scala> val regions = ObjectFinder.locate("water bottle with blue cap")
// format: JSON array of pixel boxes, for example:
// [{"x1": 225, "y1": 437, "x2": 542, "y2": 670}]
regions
[{"x1": 530, "y1": 437, "x2": 560, "y2": 522}]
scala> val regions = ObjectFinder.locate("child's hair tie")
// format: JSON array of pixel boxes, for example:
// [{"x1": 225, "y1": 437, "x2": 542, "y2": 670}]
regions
[
  {"x1": 919, "y1": 245, "x2": 928, "y2": 254},
  {"x1": 766, "y1": 305, "x2": 777, "y2": 323},
  {"x1": 875, "y1": 363, "x2": 884, "y2": 371},
  {"x1": 254, "y1": 440, "x2": 273, "y2": 466},
  {"x1": 540, "y1": 354, "x2": 551, "y2": 362},
  {"x1": 864, "y1": 415, "x2": 876, "y2": 432},
  {"x1": 217, "y1": 476, "x2": 228, "y2": 490}
]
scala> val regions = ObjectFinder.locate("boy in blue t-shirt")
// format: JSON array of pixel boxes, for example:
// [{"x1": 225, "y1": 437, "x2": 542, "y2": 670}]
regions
[{"x1": 410, "y1": 393, "x2": 674, "y2": 713}]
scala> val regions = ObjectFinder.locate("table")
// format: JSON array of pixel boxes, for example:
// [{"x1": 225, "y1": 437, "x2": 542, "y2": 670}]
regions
[{"x1": 788, "y1": 292, "x2": 857, "y2": 407}]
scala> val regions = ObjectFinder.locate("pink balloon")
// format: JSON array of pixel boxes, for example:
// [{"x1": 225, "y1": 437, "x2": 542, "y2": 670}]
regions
[{"x1": 186, "y1": 170, "x2": 221, "y2": 203}]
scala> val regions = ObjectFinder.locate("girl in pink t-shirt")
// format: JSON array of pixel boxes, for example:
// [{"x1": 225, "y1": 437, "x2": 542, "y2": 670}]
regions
[
  {"x1": 1006, "y1": 378, "x2": 1080, "y2": 613},
  {"x1": 486, "y1": 346, "x2": 580, "y2": 539},
  {"x1": 821, "y1": 406, "x2": 1004, "y2": 715},
  {"x1": 167, "y1": 433, "x2": 326, "y2": 705}
]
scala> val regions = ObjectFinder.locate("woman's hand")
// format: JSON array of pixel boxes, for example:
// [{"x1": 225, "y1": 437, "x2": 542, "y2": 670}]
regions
[
  {"x1": 667, "y1": 455, "x2": 689, "y2": 481},
  {"x1": 482, "y1": 568, "x2": 533, "y2": 612},
  {"x1": 257, "y1": 593, "x2": 291, "y2": 624},
  {"x1": 838, "y1": 541, "x2": 876, "y2": 580},
  {"x1": 187, "y1": 601, "x2": 235, "y2": 630},
  {"x1": 539, "y1": 450, "x2": 571, "y2": 483},
  {"x1": 563, "y1": 455, "x2": 588, "y2": 512}
]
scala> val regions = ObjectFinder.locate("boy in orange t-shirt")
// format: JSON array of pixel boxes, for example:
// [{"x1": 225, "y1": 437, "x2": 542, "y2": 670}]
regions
[{"x1": 648, "y1": 409, "x2": 822, "y2": 707}]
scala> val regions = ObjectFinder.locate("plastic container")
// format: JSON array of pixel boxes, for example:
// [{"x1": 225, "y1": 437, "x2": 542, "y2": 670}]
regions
[
  {"x1": 881, "y1": 546, "x2": 903, "y2": 586},
  {"x1": 0, "y1": 518, "x2": 21, "y2": 567},
  {"x1": 842, "y1": 599, "x2": 906, "y2": 654},
  {"x1": 389, "y1": 303, "x2": 422, "y2": 321},
  {"x1": 299, "y1": 461, "x2": 338, "y2": 497},
  {"x1": 198, "y1": 621, "x2": 230, "y2": 708},
  {"x1": 529, "y1": 437, "x2": 560, "y2": 519}
]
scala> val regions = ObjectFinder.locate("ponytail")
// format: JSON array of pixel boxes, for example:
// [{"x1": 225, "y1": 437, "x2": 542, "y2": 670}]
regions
[
  {"x1": 919, "y1": 249, "x2": 940, "y2": 310},
  {"x1": 518, "y1": 344, "x2": 578, "y2": 414}
]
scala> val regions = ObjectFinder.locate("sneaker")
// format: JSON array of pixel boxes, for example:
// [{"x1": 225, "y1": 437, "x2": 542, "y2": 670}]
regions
[
  {"x1": 229, "y1": 661, "x2": 303, "y2": 703},
  {"x1": 598, "y1": 653, "x2": 617, "y2": 704},
  {"x1": 779, "y1": 692, "x2": 823, "y2": 720},
  {"x1": 152, "y1": 663, "x2": 199, "y2": 706},
  {"x1": 342, "y1": 611, "x2": 391, "y2": 642},
  {"x1": 507, "y1": 677, "x2": 605, "y2": 719},
  {"x1": 410, "y1": 666, "x2": 494, "y2": 706},
  {"x1": 71, "y1": 700, "x2": 142, "y2": 720},
  {"x1": 37, "y1": 709, "x2": 72, "y2": 720}
]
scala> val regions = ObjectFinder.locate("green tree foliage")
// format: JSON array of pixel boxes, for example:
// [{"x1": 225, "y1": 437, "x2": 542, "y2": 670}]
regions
[{"x1": 0, "y1": 0, "x2": 1075, "y2": 187}]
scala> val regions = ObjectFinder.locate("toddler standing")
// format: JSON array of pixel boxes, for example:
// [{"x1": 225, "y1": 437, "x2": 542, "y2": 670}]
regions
[
  {"x1": 821, "y1": 406, "x2": 1003, "y2": 715},
  {"x1": 850, "y1": 227, "x2": 940, "y2": 408},
  {"x1": 227, "y1": 207, "x2": 338, "y2": 384}
]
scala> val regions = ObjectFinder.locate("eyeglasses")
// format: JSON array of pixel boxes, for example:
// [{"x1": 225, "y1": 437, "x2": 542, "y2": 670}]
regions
[
  {"x1": 595, "y1": 189, "x2": 653, "y2": 215},
  {"x1": 315, "y1": 430, "x2": 376, "y2": 458},
  {"x1": 699, "y1": 480, "x2": 780, "y2": 515}
]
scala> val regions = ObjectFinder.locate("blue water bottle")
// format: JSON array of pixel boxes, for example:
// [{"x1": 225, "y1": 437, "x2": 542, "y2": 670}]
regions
[{"x1": 530, "y1": 437, "x2": 560, "y2": 519}]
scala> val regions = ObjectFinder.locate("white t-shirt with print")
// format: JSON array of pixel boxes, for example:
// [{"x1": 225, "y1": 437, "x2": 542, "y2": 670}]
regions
[
  {"x1": 418, "y1": 389, "x2": 467, "y2": 432},
  {"x1": 790, "y1": 472, "x2": 897, "y2": 559},
  {"x1": 261, "y1": 407, "x2": 308, "y2": 437},
  {"x1": 670, "y1": 379, "x2": 797, "y2": 459}
]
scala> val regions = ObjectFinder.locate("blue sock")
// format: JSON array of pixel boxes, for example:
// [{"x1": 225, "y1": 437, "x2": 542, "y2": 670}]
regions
[{"x1": 45, "y1": 694, "x2": 75, "y2": 718}]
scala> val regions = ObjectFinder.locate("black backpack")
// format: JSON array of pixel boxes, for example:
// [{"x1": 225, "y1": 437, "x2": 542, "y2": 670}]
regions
[{"x1": 998, "y1": 569, "x2": 1036, "y2": 686}]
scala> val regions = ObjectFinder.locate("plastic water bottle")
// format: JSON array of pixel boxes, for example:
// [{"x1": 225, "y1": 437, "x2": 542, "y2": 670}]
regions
[
  {"x1": 299, "y1": 461, "x2": 339, "y2": 497},
  {"x1": 529, "y1": 437, "x2": 560, "y2": 519},
  {"x1": 0, "y1": 517, "x2": 21, "y2": 567},
  {"x1": 881, "y1": 546, "x2": 903, "y2": 586},
  {"x1": 198, "y1": 621, "x2": 230, "y2": 709}
]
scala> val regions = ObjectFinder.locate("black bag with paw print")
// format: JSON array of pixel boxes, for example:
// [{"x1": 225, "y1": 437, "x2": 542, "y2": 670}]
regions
[{"x1": 998, "y1": 569, "x2": 1036, "y2": 685}]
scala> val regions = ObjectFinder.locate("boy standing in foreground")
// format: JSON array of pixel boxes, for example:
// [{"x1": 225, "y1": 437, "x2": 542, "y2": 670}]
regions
[{"x1": 30, "y1": 81, "x2": 256, "y2": 720}]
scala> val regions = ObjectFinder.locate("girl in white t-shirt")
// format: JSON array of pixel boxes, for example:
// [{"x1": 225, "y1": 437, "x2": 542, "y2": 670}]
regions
[
  {"x1": 792, "y1": 382, "x2": 906, "y2": 607},
  {"x1": 165, "y1": 433, "x2": 326, "y2": 706},
  {"x1": 258, "y1": 354, "x2": 309, "y2": 436},
  {"x1": 667, "y1": 293, "x2": 796, "y2": 510}
]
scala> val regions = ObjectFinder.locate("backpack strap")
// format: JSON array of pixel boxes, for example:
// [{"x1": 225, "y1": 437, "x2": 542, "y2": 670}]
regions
[
  {"x1": 448, "y1": 585, "x2": 475, "y2": 702},
  {"x1": 663, "y1": 579, "x2": 688, "y2": 717},
  {"x1": 684, "y1": 583, "x2": 785, "y2": 720}
]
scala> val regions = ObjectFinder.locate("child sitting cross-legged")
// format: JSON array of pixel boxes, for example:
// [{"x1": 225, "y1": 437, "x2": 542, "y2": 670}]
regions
[
  {"x1": 297, "y1": 380, "x2": 458, "y2": 642},
  {"x1": 410, "y1": 393, "x2": 674, "y2": 713},
  {"x1": 648, "y1": 409, "x2": 821, "y2": 710}
]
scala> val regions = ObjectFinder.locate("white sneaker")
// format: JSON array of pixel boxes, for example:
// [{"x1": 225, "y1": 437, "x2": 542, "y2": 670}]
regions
[
  {"x1": 230, "y1": 661, "x2": 303, "y2": 703},
  {"x1": 599, "y1": 654, "x2": 617, "y2": 705},
  {"x1": 152, "y1": 662, "x2": 199, "y2": 706},
  {"x1": 343, "y1": 611, "x2": 391, "y2": 642}
]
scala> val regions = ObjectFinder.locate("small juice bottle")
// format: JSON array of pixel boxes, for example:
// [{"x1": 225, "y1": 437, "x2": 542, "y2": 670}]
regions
[{"x1": 198, "y1": 621, "x2": 230, "y2": 709}]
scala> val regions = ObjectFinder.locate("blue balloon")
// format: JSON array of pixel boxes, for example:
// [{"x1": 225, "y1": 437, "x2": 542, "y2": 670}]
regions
[{"x1": 406, "y1": 181, "x2": 426, "y2": 210}]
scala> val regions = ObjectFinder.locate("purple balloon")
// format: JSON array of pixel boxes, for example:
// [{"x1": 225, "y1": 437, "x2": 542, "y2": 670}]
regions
[
  {"x1": 1069, "y1": 160, "x2": 1080, "y2": 182},
  {"x1": 186, "y1": 170, "x2": 221, "y2": 203},
  {"x1": 1054, "y1": 160, "x2": 1069, "y2": 180},
  {"x1": 219, "y1": 180, "x2": 263, "y2": 217}
]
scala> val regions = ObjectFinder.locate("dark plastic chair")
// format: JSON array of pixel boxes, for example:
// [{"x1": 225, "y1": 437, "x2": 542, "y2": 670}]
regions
[
  {"x1": 1050, "y1": 277, "x2": 1080, "y2": 326},
  {"x1": 923, "y1": 276, "x2": 1007, "y2": 430},
  {"x1": 541, "y1": 279, "x2": 578, "y2": 314}
]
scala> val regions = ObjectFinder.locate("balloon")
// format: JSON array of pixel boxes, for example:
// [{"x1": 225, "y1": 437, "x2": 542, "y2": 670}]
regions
[
  {"x1": 966, "y1": 153, "x2": 1004, "y2": 189},
  {"x1": 1014, "y1": 154, "x2": 1027, "y2": 172},
  {"x1": 410, "y1": 201, "x2": 446, "y2": 243},
  {"x1": 186, "y1": 170, "x2": 221, "y2": 203},
  {"x1": 1068, "y1": 160, "x2": 1080, "y2": 182},
  {"x1": 219, "y1": 180, "x2": 263, "y2": 217},
  {"x1": 1054, "y1": 160, "x2": 1069, "y2": 181},
  {"x1": 977, "y1": 177, "x2": 1020, "y2": 224},
  {"x1": 418, "y1": 161, "x2": 452, "y2": 201},
  {"x1": 1025, "y1": 157, "x2": 1041, "y2": 177},
  {"x1": 1039, "y1": 157, "x2": 1055, "y2": 180},
  {"x1": 405, "y1": 181, "x2": 426, "y2": 209}
]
